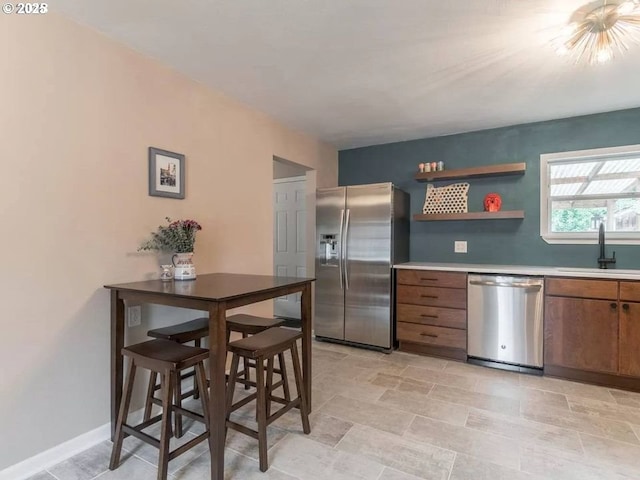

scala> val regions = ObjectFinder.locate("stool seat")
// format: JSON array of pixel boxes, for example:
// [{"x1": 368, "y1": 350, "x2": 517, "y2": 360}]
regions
[
  {"x1": 226, "y1": 314, "x2": 286, "y2": 335},
  {"x1": 147, "y1": 314, "x2": 284, "y2": 343},
  {"x1": 124, "y1": 339, "x2": 208, "y2": 369},
  {"x1": 228, "y1": 327, "x2": 302, "y2": 359},
  {"x1": 147, "y1": 318, "x2": 209, "y2": 343}
]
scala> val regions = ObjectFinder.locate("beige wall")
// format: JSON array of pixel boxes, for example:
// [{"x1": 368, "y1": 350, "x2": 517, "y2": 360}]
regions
[{"x1": 0, "y1": 13, "x2": 337, "y2": 469}]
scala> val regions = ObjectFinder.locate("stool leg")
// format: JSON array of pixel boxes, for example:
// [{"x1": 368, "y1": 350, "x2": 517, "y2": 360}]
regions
[
  {"x1": 193, "y1": 338, "x2": 201, "y2": 400},
  {"x1": 255, "y1": 355, "x2": 269, "y2": 472},
  {"x1": 225, "y1": 353, "x2": 240, "y2": 442},
  {"x1": 265, "y1": 357, "x2": 274, "y2": 419},
  {"x1": 109, "y1": 360, "x2": 137, "y2": 470},
  {"x1": 290, "y1": 343, "x2": 311, "y2": 435},
  {"x1": 277, "y1": 353, "x2": 291, "y2": 402},
  {"x1": 158, "y1": 369, "x2": 174, "y2": 480},
  {"x1": 173, "y1": 370, "x2": 183, "y2": 438},
  {"x1": 195, "y1": 362, "x2": 210, "y2": 428},
  {"x1": 242, "y1": 332, "x2": 250, "y2": 390},
  {"x1": 143, "y1": 371, "x2": 157, "y2": 422}
]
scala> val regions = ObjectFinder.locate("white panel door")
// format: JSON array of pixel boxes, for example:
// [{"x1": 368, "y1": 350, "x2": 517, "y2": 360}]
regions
[{"x1": 273, "y1": 177, "x2": 306, "y2": 319}]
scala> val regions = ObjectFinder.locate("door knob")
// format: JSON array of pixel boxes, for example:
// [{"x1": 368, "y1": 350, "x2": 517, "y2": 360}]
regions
[
  {"x1": 610, "y1": 303, "x2": 617, "y2": 309},
  {"x1": 623, "y1": 303, "x2": 630, "y2": 311}
]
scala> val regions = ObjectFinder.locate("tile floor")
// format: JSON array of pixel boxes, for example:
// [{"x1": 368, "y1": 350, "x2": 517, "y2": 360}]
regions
[{"x1": 27, "y1": 340, "x2": 640, "y2": 480}]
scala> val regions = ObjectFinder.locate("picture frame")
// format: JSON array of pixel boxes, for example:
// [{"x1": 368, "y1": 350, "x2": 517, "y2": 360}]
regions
[{"x1": 148, "y1": 147, "x2": 185, "y2": 199}]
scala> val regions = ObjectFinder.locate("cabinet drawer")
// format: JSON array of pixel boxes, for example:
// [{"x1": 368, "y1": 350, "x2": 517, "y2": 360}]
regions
[
  {"x1": 397, "y1": 269, "x2": 467, "y2": 289},
  {"x1": 397, "y1": 285, "x2": 467, "y2": 309},
  {"x1": 397, "y1": 303, "x2": 466, "y2": 329},
  {"x1": 620, "y1": 282, "x2": 640, "y2": 303},
  {"x1": 545, "y1": 277, "x2": 618, "y2": 300},
  {"x1": 397, "y1": 322, "x2": 466, "y2": 349}
]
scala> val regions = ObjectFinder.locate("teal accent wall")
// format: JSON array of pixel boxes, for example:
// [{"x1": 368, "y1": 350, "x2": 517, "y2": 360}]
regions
[{"x1": 339, "y1": 108, "x2": 640, "y2": 268}]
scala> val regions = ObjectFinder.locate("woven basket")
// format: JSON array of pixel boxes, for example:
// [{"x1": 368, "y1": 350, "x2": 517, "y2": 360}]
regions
[{"x1": 423, "y1": 182, "x2": 469, "y2": 214}]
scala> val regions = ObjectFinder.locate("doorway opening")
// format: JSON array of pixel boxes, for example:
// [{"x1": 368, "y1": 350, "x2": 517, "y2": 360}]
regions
[{"x1": 273, "y1": 156, "x2": 314, "y2": 328}]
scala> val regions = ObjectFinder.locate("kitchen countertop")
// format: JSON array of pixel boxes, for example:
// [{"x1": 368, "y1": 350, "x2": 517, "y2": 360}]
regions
[{"x1": 394, "y1": 262, "x2": 640, "y2": 280}]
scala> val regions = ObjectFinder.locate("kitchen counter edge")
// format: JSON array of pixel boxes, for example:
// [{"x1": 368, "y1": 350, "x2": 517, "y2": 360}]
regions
[{"x1": 393, "y1": 262, "x2": 640, "y2": 281}]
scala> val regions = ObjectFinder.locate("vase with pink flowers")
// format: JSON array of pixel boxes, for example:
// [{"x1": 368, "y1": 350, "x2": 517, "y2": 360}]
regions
[{"x1": 139, "y1": 217, "x2": 202, "y2": 280}]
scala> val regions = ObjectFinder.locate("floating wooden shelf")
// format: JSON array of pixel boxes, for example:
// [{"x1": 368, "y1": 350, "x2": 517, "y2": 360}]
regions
[
  {"x1": 413, "y1": 210, "x2": 525, "y2": 221},
  {"x1": 415, "y1": 162, "x2": 526, "y2": 182}
]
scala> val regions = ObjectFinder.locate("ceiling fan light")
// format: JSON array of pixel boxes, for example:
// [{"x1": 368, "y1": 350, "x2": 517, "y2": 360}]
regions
[{"x1": 555, "y1": 1, "x2": 640, "y2": 64}]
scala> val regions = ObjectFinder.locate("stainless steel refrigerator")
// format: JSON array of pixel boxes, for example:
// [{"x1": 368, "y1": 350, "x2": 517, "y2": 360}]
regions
[{"x1": 315, "y1": 183, "x2": 409, "y2": 351}]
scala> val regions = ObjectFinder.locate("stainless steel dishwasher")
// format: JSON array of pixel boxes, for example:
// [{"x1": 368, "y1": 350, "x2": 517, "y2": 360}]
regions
[{"x1": 467, "y1": 274, "x2": 544, "y2": 373}]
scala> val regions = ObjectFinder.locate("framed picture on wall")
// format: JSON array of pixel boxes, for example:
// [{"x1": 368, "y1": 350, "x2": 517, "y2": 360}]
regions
[{"x1": 148, "y1": 147, "x2": 185, "y2": 199}]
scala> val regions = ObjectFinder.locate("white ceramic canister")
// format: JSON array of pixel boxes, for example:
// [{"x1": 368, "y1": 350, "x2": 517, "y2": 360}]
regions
[{"x1": 172, "y1": 252, "x2": 196, "y2": 280}]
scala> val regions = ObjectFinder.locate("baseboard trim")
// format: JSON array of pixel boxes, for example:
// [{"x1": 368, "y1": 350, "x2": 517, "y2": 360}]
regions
[{"x1": 0, "y1": 408, "x2": 145, "y2": 480}]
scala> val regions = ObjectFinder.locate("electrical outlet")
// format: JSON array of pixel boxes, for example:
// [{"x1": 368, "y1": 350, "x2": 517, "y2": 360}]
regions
[
  {"x1": 454, "y1": 241, "x2": 467, "y2": 253},
  {"x1": 128, "y1": 305, "x2": 142, "y2": 327}
]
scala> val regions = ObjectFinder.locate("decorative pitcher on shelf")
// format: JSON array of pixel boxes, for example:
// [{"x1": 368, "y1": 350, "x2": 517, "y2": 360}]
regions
[{"x1": 172, "y1": 252, "x2": 196, "y2": 280}]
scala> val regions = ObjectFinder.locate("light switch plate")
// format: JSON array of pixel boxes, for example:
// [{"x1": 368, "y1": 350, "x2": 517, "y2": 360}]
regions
[
  {"x1": 454, "y1": 241, "x2": 467, "y2": 253},
  {"x1": 128, "y1": 305, "x2": 142, "y2": 327}
]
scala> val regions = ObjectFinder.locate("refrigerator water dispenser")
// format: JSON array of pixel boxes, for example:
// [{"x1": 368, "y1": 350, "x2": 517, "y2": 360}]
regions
[{"x1": 319, "y1": 234, "x2": 339, "y2": 267}]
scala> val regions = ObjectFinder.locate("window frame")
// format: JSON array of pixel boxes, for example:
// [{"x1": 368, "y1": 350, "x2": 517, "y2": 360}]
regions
[{"x1": 540, "y1": 144, "x2": 640, "y2": 245}]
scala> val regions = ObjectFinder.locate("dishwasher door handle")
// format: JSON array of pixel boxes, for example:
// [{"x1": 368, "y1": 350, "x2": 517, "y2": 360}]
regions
[{"x1": 469, "y1": 280, "x2": 542, "y2": 289}]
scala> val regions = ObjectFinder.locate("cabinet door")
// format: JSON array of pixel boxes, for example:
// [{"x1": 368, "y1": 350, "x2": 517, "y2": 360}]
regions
[
  {"x1": 544, "y1": 296, "x2": 619, "y2": 374},
  {"x1": 620, "y1": 301, "x2": 640, "y2": 377}
]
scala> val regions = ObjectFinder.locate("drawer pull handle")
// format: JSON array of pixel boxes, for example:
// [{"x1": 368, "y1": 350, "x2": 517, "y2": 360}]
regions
[
  {"x1": 420, "y1": 278, "x2": 438, "y2": 281},
  {"x1": 623, "y1": 303, "x2": 630, "y2": 311},
  {"x1": 420, "y1": 333, "x2": 438, "y2": 338},
  {"x1": 420, "y1": 314, "x2": 438, "y2": 318},
  {"x1": 421, "y1": 295, "x2": 438, "y2": 299},
  {"x1": 611, "y1": 303, "x2": 617, "y2": 310}
]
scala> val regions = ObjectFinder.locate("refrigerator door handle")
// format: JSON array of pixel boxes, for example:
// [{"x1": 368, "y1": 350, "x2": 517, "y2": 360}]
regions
[
  {"x1": 338, "y1": 209, "x2": 345, "y2": 290},
  {"x1": 344, "y1": 208, "x2": 351, "y2": 290}
]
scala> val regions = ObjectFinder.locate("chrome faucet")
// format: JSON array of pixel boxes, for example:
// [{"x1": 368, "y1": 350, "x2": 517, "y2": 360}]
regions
[{"x1": 598, "y1": 223, "x2": 616, "y2": 269}]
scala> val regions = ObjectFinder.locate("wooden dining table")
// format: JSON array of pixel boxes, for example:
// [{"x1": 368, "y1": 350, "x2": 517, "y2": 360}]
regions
[{"x1": 104, "y1": 273, "x2": 315, "y2": 480}]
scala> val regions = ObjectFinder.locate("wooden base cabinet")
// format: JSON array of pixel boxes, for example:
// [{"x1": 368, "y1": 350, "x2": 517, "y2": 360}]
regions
[
  {"x1": 545, "y1": 277, "x2": 640, "y2": 390},
  {"x1": 620, "y1": 302, "x2": 640, "y2": 377},
  {"x1": 396, "y1": 270, "x2": 467, "y2": 360},
  {"x1": 544, "y1": 296, "x2": 619, "y2": 374},
  {"x1": 619, "y1": 281, "x2": 640, "y2": 377}
]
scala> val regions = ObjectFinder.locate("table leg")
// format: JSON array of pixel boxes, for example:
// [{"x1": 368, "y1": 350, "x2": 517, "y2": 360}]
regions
[
  {"x1": 110, "y1": 290, "x2": 125, "y2": 440},
  {"x1": 208, "y1": 301, "x2": 227, "y2": 480},
  {"x1": 301, "y1": 282, "x2": 312, "y2": 412}
]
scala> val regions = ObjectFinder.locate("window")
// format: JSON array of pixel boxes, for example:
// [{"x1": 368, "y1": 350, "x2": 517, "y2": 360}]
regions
[{"x1": 540, "y1": 144, "x2": 640, "y2": 244}]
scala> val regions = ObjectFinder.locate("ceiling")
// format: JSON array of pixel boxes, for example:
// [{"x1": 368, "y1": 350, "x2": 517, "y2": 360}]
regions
[{"x1": 55, "y1": 0, "x2": 640, "y2": 150}]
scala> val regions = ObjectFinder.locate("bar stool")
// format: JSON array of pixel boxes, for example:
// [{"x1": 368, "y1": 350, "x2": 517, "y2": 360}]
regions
[
  {"x1": 144, "y1": 317, "x2": 208, "y2": 438},
  {"x1": 144, "y1": 314, "x2": 286, "y2": 436},
  {"x1": 225, "y1": 314, "x2": 286, "y2": 391},
  {"x1": 226, "y1": 327, "x2": 310, "y2": 472},
  {"x1": 109, "y1": 339, "x2": 209, "y2": 480}
]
